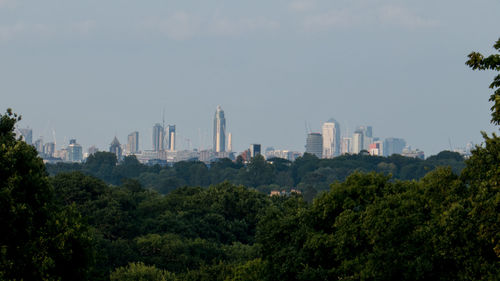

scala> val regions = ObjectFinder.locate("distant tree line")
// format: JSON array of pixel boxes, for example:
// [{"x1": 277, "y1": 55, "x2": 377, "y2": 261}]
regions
[{"x1": 46, "y1": 150, "x2": 465, "y2": 201}]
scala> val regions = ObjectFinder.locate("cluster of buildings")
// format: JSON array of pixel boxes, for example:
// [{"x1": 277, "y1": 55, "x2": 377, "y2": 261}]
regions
[
  {"x1": 18, "y1": 106, "x2": 238, "y2": 165},
  {"x1": 304, "y1": 119, "x2": 424, "y2": 159},
  {"x1": 17, "y1": 108, "x2": 473, "y2": 165}
]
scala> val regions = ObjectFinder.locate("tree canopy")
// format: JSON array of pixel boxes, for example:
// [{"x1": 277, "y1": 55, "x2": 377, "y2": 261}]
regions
[{"x1": 0, "y1": 109, "x2": 93, "y2": 280}]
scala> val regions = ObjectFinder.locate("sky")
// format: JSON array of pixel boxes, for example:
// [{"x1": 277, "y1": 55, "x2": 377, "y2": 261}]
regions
[{"x1": 2, "y1": 0, "x2": 500, "y2": 156}]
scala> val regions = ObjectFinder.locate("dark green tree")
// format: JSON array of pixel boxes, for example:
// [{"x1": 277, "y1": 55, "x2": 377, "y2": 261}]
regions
[
  {"x1": 465, "y1": 36, "x2": 500, "y2": 264},
  {"x1": 240, "y1": 155, "x2": 275, "y2": 187},
  {"x1": 112, "y1": 155, "x2": 146, "y2": 183},
  {"x1": 0, "y1": 109, "x2": 93, "y2": 280},
  {"x1": 84, "y1": 151, "x2": 117, "y2": 183}
]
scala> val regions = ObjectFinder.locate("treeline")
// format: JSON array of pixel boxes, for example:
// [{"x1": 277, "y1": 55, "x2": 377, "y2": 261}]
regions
[{"x1": 46, "y1": 150, "x2": 465, "y2": 198}]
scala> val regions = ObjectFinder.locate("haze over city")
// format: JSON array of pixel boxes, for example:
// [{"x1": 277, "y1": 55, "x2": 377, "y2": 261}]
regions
[{"x1": 2, "y1": 0, "x2": 500, "y2": 155}]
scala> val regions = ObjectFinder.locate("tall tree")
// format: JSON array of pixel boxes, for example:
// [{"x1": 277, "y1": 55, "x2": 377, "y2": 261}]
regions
[
  {"x1": 0, "y1": 109, "x2": 92, "y2": 280},
  {"x1": 466, "y1": 37, "x2": 500, "y2": 261}
]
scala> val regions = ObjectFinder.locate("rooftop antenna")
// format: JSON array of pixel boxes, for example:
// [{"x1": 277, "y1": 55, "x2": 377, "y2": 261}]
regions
[
  {"x1": 198, "y1": 128, "x2": 202, "y2": 150},
  {"x1": 162, "y1": 108, "x2": 165, "y2": 129},
  {"x1": 162, "y1": 108, "x2": 166, "y2": 150},
  {"x1": 206, "y1": 129, "x2": 210, "y2": 151}
]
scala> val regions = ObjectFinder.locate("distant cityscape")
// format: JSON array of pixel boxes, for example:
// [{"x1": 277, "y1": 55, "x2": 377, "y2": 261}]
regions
[{"x1": 16, "y1": 106, "x2": 474, "y2": 165}]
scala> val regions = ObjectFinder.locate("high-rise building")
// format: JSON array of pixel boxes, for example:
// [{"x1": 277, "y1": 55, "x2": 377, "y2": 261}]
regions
[
  {"x1": 227, "y1": 133, "x2": 232, "y2": 152},
  {"x1": 34, "y1": 138, "x2": 43, "y2": 154},
  {"x1": 213, "y1": 105, "x2": 226, "y2": 152},
  {"x1": 364, "y1": 126, "x2": 373, "y2": 138},
  {"x1": 110, "y1": 136, "x2": 122, "y2": 160},
  {"x1": 383, "y1": 138, "x2": 406, "y2": 156},
  {"x1": 54, "y1": 148, "x2": 67, "y2": 160},
  {"x1": 322, "y1": 119, "x2": 341, "y2": 158},
  {"x1": 152, "y1": 123, "x2": 164, "y2": 151},
  {"x1": 356, "y1": 125, "x2": 373, "y2": 150},
  {"x1": 127, "y1": 131, "x2": 139, "y2": 154},
  {"x1": 67, "y1": 139, "x2": 83, "y2": 162},
  {"x1": 167, "y1": 125, "x2": 176, "y2": 151},
  {"x1": 250, "y1": 144, "x2": 261, "y2": 158},
  {"x1": 19, "y1": 128, "x2": 32, "y2": 145},
  {"x1": 341, "y1": 137, "x2": 352, "y2": 155},
  {"x1": 352, "y1": 130, "x2": 364, "y2": 154},
  {"x1": 305, "y1": 133, "x2": 323, "y2": 158},
  {"x1": 43, "y1": 142, "x2": 55, "y2": 158}
]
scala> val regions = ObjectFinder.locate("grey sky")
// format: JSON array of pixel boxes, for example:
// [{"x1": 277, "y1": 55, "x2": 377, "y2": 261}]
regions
[{"x1": 2, "y1": 0, "x2": 499, "y2": 155}]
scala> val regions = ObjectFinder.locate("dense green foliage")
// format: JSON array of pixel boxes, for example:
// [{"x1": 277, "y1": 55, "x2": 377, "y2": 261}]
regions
[
  {"x1": 2, "y1": 37, "x2": 500, "y2": 280},
  {"x1": 46, "y1": 151, "x2": 465, "y2": 196},
  {"x1": 258, "y1": 168, "x2": 499, "y2": 280},
  {"x1": 48, "y1": 170, "x2": 269, "y2": 279},
  {"x1": 0, "y1": 109, "x2": 93, "y2": 280},
  {"x1": 110, "y1": 262, "x2": 175, "y2": 281}
]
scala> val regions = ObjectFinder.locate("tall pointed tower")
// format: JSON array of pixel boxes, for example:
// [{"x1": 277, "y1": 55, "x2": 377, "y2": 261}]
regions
[
  {"x1": 109, "y1": 136, "x2": 122, "y2": 160},
  {"x1": 213, "y1": 105, "x2": 226, "y2": 152}
]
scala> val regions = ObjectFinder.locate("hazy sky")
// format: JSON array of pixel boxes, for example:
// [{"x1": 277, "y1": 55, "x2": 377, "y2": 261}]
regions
[{"x1": 2, "y1": 0, "x2": 500, "y2": 155}]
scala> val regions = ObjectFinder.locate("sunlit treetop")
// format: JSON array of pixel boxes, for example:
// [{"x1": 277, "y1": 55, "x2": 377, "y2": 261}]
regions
[{"x1": 466, "y1": 38, "x2": 500, "y2": 126}]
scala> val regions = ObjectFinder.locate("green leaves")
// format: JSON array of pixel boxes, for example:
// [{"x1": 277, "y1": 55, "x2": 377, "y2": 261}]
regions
[
  {"x1": 110, "y1": 262, "x2": 175, "y2": 281},
  {"x1": 255, "y1": 166, "x2": 500, "y2": 280},
  {"x1": 466, "y1": 37, "x2": 500, "y2": 125},
  {"x1": 0, "y1": 109, "x2": 93, "y2": 280}
]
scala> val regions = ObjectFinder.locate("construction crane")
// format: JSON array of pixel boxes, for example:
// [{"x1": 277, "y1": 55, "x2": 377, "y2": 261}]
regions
[{"x1": 304, "y1": 121, "x2": 312, "y2": 135}]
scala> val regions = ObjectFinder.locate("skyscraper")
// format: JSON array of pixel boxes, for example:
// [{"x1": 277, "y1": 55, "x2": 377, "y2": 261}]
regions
[
  {"x1": 352, "y1": 130, "x2": 364, "y2": 154},
  {"x1": 305, "y1": 133, "x2": 323, "y2": 158},
  {"x1": 34, "y1": 138, "x2": 43, "y2": 154},
  {"x1": 167, "y1": 125, "x2": 176, "y2": 151},
  {"x1": 357, "y1": 125, "x2": 373, "y2": 150},
  {"x1": 110, "y1": 136, "x2": 122, "y2": 160},
  {"x1": 341, "y1": 137, "x2": 352, "y2": 155},
  {"x1": 19, "y1": 128, "x2": 32, "y2": 145},
  {"x1": 127, "y1": 131, "x2": 139, "y2": 154},
  {"x1": 213, "y1": 105, "x2": 226, "y2": 152},
  {"x1": 67, "y1": 139, "x2": 83, "y2": 162},
  {"x1": 383, "y1": 138, "x2": 406, "y2": 156},
  {"x1": 227, "y1": 133, "x2": 232, "y2": 152},
  {"x1": 43, "y1": 142, "x2": 55, "y2": 158},
  {"x1": 152, "y1": 123, "x2": 164, "y2": 151},
  {"x1": 250, "y1": 144, "x2": 261, "y2": 158},
  {"x1": 322, "y1": 119, "x2": 341, "y2": 158}
]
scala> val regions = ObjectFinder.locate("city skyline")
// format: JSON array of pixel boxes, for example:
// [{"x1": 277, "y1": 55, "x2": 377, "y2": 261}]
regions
[
  {"x1": 16, "y1": 108, "x2": 476, "y2": 157},
  {"x1": 3, "y1": 1, "x2": 500, "y2": 155}
]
